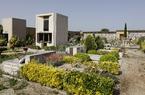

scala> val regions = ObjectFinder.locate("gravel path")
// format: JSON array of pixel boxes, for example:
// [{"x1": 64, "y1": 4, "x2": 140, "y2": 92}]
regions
[{"x1": 120, "y1": 49, "x2": 145, "y2": 95}]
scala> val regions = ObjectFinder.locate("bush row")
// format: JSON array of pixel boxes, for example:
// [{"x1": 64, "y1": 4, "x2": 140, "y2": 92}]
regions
[
  {"x1": 98, "y1": 61, "x2": 120, "y2": 75},
  {"x1": 87, "y1": 50, "x2": 109, "y2": 55},
  {"x1": 63, "y1": 53, "x2": 91, "y2": 64},
  {"x1": 99, "y1": 51, "x2": 119, "y2": 62},
  {"x1": 63, "y1": 56, "x2": 80, "y2": 64},
  {"x1": 140, "y1": 41, "x2": 145, "y2": 53},
  {"x1": 74, "y1": 53, "x2": 91, "y2": 62},
  {"x1": 20, "y1": 61, "x2": 115, "y2": 95}
]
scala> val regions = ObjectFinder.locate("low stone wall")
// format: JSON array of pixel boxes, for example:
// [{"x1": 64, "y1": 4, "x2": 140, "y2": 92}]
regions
[
  {"x1": 25, "y1": 51, "x2": 55, "y2": 64},
  {"x1": 1, "y1": 51, "x2": 56, "y2": 76}
]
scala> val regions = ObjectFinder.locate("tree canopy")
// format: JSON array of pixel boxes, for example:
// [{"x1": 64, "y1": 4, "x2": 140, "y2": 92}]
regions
[
  {"x1": 124, "y1": 23, "x2": 128, "y2": 38},
  {"x1": 84, "y1": 35, "x2": 97, "y2": 52},
  {"x1": 101, "y1": 28, "x2": 109, "y2": 32}
]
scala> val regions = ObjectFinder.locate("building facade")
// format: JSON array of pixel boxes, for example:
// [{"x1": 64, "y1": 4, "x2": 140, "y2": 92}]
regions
[
  {"x1": 83, "y1": 30, "x2": 145, "y2": 41},
  {"x1": 36, "y1": 13, "x2": 68, "y2": 47},
  {"x1": 2, "y1": 18, "x2": 26, "y2": 41},
  {"x1": 83, "y1": 31, "x2": 116, "y2": 41}
]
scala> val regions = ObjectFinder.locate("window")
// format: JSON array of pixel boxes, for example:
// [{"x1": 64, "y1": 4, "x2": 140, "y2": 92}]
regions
[
  {"x1": 44, "y1": 33, "x2": 48, "y2": 42},
  {"x1": 43, "y1": 16, "x2": 49, "y2": 31},
  {"x1": 48, "y1": 33, "x2": 52, "y2": 43},
  {"x1": 37, "y1": 33, "x2": 43, "y2": 42}
]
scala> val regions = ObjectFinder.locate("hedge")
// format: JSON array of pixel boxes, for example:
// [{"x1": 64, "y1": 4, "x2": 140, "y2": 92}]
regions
[
  {"x1": 63, "y1": 56, "x2": 80, "y2": 64},
  {"x1": 99, "y1": 51, "x2": 119, "y2": 62},
  {"x1": 74, "y1": 53, "x2": 91, "y2": 62},
  {"x1": 87, "y1": 50, "x2": 97, "y2": 54},
  {"x1": 20, "y1": 61, "x2": 115, "y2": 95},
  {"x1": 98, "y1": 61, "x2": 120, "y2": 75},
  {"x1": 141, "y1": 41, "x2": 145, "y2": 53},
  {"x1": 87, "y1": 50, "x2": 110, "y2": 55}
]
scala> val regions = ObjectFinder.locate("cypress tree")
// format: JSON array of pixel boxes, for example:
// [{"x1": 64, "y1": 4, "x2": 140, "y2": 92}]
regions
[{"x1": 124, "y1": 23, "x2": 128, "y2": 38}]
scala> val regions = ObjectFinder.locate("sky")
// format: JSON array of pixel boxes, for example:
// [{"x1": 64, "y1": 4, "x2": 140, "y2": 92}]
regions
[{"x1": 0, "y1": 0, "x2": 145, "y2": 31}]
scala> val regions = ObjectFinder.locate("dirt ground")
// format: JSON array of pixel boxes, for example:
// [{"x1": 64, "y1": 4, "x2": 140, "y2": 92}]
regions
[{"x1": 120, "y1": 49, "x2": 145, "y2": 95}]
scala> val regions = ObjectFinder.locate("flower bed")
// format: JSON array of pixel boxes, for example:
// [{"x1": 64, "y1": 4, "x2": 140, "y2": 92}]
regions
[{"x1": 20, "y1": 60, "x2": 115, "y2": 95}]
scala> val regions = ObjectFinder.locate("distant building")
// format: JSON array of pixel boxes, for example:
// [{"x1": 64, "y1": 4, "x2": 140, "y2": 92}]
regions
[
  {"x1": 26, "y1": 27, "x2": 36, "y2": 41},
  {"x1": 2, "y1": 18, "x2": 26, "y2": 41},
  {"x1": 83, "y1": 31, "x2": 116, "y2": 41},
  {"x1": 116, "y1": 30, "x2": 145, "y2": 40},
  {"x1": 36, "y1": 13, "x2": 68, "y2": 47},
  {"x1": 68, "y1": 31, "x2": 81, "y2": 41},
  {"x1": 82, "y1": 30, "x2": 145, "y2": 41}
]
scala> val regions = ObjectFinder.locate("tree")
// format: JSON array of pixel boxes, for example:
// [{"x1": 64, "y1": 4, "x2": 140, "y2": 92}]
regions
[
  {"x1": 0, "y1": 36, "x2": 7, "y2": 55},
  {"x1": 95, "y1": 36, "x2": 104, "y2": 50},
  {"x1": 0, "y1": 25, "x2": 7, "y2": 55},
  {"x1": 9, "y1": 36, "x2": 20, "y2": 50},
  {"x1": 84, "y1": 35, "x2": 97, "y2": 52},
  {"x1": 101, "y1": 28, "x2": 109, "y2": 32},
  {"x1": 124, "y1": 23, "x2": 128, "y2": 38},
  {"x1": 25, "y1": 34, "x2": 34, "y2": 45},
  {"x1": 0, "y1": 25, "x2": 3, "y2": 35}
]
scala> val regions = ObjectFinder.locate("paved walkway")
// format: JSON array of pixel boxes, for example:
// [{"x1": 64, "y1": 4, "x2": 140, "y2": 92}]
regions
[{"x1": 120, "y1": 49, "x2": 145, "y2": 95}]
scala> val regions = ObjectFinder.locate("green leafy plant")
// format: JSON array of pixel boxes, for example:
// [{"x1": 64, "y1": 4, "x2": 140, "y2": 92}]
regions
[
  {"x1": 9, "y1": 36, "x2": 20, "y2": 50},
  {"x1": 0, "y1": 69, "x2": 3, "y2": 77},
  {"x1": 95, "y1": 36, "x2": 104, "y2": 50},
  {"x1": 20, "y1": 61, "x2": 115, "y2": 95},
  {"x1": 0, "y1": 84, "x2": 7, "y2": 91},
  {"x1": 74, "y1": 53, "x2": 91, "y2": 62},
  {"x1": 96, "y1": 50, "x2": 109, "y2": 55},
  {"x1": 109, "y1": 51, "x2": 119, "y2": 60},
  {"x1": 87, "y1": 50, "x2": 97, "y2": 54},
  {"x1": 98, "y1": 61, "x2": 120, "y2": 75},
  {"x1": 99, "y1": 52, "x2": 118, "y2": 62},
  {"x1": 63, "y1": 71, "x2": 114, "y2": 95},
  {"x1": 44, "y1": 46, "x2": 56, "y2": 51},
  {"x1": 9, "y1": 78, "x2": 18, "y2": 87},
  {"x1": 140, "y1": 41, "x2": 145, "y2": 53},
  {"x1": 84, "y1": 35, "x2": 97, "y2": 52},
  {"x1": 84, "y1": 61, "x2": 99, "y2": 73},
  {"x1": 63, "y1": 55, "x2": 80, "y2": 64}
]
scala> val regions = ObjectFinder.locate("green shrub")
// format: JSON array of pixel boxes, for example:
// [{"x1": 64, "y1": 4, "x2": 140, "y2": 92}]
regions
[
  {"x1": 63, "y1": 71, "x2": 114, "y2": 95},
  {"x1": 30, "y1": 45, "x2": 41, "y2": 50},
  {"x1": 99, "y1": 52, "x2": 119, "y2": 62},
  {"x1": 63, "y1": 56, "x2": 80, "y2": 64},
  {"x1": 20, "y1": 61, "x2": 64, "y2": 89},
  {"x1": 88, "y1": 50, "x2": 97, "y2": 54},
  {"x1": 9, "y1": 78, "x2": 18, "y2": 87},
  {"x1": 0, "y1": 47, "x2": 7, "y2": 55},
  {"x1": 84, "y1": 61, "x2": 99, "y2": 73},
  {"x1": 140, "y1": 41, "x2": 145, "y2": 53},
  {"x1": 84, "y1": 35, "x2": 97, "y2": 52},
  {"x1": 96, "y1": 50, "x2": 109, "y2": 55},
  {"x1": 13, "y1": 80, "x2": 28, "y2": 90},
  {"x1": 20, "y1": 61, "x2": 115, "y2": 95},
  {"x1": 0, "y1": 69, "x2": 3, "y2": 77},
  {"x1": 95, "y1": 36, "x2": 104, "y2": 50},
  {"x1": 44, "y1": 46, "x2": 56, "y2": 51},
  {"x1": 74, "y1": 53, "x2": 91, "y2": 62},
  {"x1": 0, "y1": 84, "x2": 7, "y2": 91},
  {"x1": 137, "y1": 37, "x2": 145, "y2": 45},
  {"x1": 109, "y1": 51, "x2": 119, "y2": 60},
  {"x1": 98, "y1": 61, "x2": 120, "y2": 75}
]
